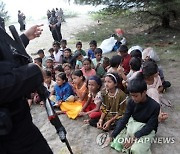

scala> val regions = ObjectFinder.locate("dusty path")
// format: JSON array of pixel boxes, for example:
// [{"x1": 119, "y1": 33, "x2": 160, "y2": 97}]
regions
[{"x1": 15, "y1": 14, "x2": 180, "y2": 154}]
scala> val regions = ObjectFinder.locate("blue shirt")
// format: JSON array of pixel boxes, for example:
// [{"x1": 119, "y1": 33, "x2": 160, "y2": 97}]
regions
[
  {"x1": 88, "y1": 49, "x2": 95, "y2": 59},
  {"x1": 54, "y1": 82, "x2": 74, "y2": 101}
]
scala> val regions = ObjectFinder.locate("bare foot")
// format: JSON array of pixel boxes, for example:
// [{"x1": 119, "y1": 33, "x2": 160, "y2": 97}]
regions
[
  {"x1": 159, "y1": 112, "x2": 168, "y2": 122},
  {"x1": 83, "y1": 119, "x2": 90, "y2": 124}
]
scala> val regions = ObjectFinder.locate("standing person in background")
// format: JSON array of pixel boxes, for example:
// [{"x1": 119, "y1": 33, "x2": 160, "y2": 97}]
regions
[
  {"x1": 18, "y1": 10, "x2": 26, "y2": 31},
  {"x1": 49, "y1": 9, "x2": 62, "y2": 42},
  {"x1": 47, "y1": 10, "x2": 51, "y2": 20}
]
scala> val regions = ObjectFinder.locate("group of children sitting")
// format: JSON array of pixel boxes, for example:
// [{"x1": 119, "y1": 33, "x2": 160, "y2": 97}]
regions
[{"x1": 30, "y1": 39, "x2": 171, "y2": 154}]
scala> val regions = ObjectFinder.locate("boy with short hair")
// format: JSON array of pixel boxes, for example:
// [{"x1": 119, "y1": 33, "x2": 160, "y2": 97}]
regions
[
  {"x1": 34, "y1": 57, "x2": 43, "y2": 68},
  {"x1": 118, "y1": 45, "x2": 131, "y2": 75},
  {"x1": 74, "y1": 41, "x2": 86, "y2": 56},
  {"x1": 62, "y1": 48, "x2": 76, "y2": 69},
  {"x1": 37, "y1": 49, "x2": 47, "y2": 67},
  {"x1": 75, "y1": 51, "x2": 84, "y2": 70},
  {"x1": 92, "y1": 48, "x2": 103, "y2": 68},
  {"x1": 109, "y1": 77, "x2": 160, "y2": 154},
  {"x1": 88, "y1": 40, "x2": 97, "y2": 59},
  {"x1": 96, "y1": 57, "x2": 110, "y2": 78},
  {"x1": 53, "y1": 41, "x2": 63, "y2": 64}
]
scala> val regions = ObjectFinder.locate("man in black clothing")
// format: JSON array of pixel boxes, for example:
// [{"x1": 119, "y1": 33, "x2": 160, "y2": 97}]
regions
[
  {"x1": 106, "y1": 76, "x2": 160, "y2": 153},
  {"x1": 18, "y1": 10, "x2": 26, "y2": 31},
  {"x1": 48, "y1": 9, "x2": 62, "y2": 42},
  {"x1": 0, "y1": 24, "x2": 53, "y2": 154}
]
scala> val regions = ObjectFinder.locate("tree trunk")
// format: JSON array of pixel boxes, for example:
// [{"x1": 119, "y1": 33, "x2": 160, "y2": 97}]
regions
[{"x1": 161, "y1": 13, "x2": 170, "y2": 28}]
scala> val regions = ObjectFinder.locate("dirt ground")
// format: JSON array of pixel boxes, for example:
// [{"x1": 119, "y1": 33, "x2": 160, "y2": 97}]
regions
[{"x1": 16, "y1": 15, "x2": 180, "y2": 154}]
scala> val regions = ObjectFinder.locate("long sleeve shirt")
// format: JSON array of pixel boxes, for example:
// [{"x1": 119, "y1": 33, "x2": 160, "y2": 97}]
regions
[
  {"x1": 54, "y1": 82, "x2": 74, "y2": 102},
  {"x1": 111, "y1": 96, "x2": 160, "y2": 139}
]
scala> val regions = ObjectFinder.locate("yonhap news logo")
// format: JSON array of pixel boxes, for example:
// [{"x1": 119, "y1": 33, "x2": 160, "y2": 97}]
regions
[
  {"x1": 113, "y1": 136, "x2": 175, "y2": 144},
  {"x1": 96, "y1": 133, "x2": 175, "y2": 146}
]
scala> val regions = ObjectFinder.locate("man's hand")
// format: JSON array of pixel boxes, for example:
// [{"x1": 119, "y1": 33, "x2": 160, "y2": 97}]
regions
[{"x1": 24, "y1": 24, "x2": 43, "y2": 40}]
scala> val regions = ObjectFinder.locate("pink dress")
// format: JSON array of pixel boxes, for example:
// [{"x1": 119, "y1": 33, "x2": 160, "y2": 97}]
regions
[{"x1": 81, "y1": 67, "x2": 96, "y2": 79}]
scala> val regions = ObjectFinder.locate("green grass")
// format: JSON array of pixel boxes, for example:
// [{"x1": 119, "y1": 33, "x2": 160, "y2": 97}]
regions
[{"x1": 75, "y1": 9, "x2": 180, "y2": 61}]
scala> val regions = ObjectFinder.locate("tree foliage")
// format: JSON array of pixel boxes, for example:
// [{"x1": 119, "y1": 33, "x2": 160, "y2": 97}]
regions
[
  {"x1": 0, "y1": 1, "x2": 9, "y2": 21},
  {"x1": 74, "y1": 0, "x2": 180, "y2": 28}
]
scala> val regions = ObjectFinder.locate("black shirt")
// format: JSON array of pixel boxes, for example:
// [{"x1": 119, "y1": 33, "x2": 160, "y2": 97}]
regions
[{"x1": 111, "y1": 96, "x2": 160, "y2": 139}]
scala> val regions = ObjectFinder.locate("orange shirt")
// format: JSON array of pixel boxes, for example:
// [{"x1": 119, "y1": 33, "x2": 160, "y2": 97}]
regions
[{"x1": 74, "y1": 82, "x2": 88, "y2": 101}]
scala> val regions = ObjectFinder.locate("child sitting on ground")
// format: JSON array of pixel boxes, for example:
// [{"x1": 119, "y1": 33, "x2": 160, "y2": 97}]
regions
[
  {"x1": 59, "y1": 70, "x2": 88, "y2": 119},
  {"x1": 142, "y1": 60, "x2": 169, "y2": 122},
  {"x1": 45, "y1": 57, "x2": 55, "y2": 80},
  {"x1": 92, "y1": 48, "x2": 103, "y2": 68},
  {"x1": 62, "y1": 63, "x2": 73, "y2": 84},
  {"x1": 118, "y1": 57, "x2": 142, "y2": 86},
  {"x1": 109, "y1": 76, "x2": 160, "y2": 153},
  {"x1": 60, "y1": 39, "x2": 67, "y2": 52},
  {"x1": 62, "y1": 48, "x2": 76, "y2": 69},
  {"x1": 88, "y1": 40, "x2": 97, "y2": 59},
  {"x1": 34, "y1": 57, "x2": 43, "y2": 68},
  {"x1": 96, "y1": 57, "x2": 110, "y2": 78},
  {"x1": 72, "y1": 70, "x2": 88, "y2": 102},
  {"x1": 48, "y1": 48, "x2": 54, "y2": 59},
  {"x1": 74, "y1": 41, "x2": 86, "y2": 56},
  {"x1": 107, "y1": 55, "x2": 122, "y2": 73},
  {"x1": 44, "y1": 70, "x2": 56, "y2": 94},
  {"x1": 53, "y1": 41, "x2": 63, "y2": 64},
  {"x1": 117, "y1": 45, "x2": 131, "y2": 75},
  {"x1": 89, "y1": 73, "x2": 127, "y2": 131},
  {"x1": 79, "y1": 76, "x2": 102, "y2": 121},
  {"x1": 81, "y1": 58, "x2": 96, "y2": 79},
  {"x1": 75, "y1": 51, "x2": 84, "y2": 70},
  {"x1": 54, "y1": 64, "x2": 64, "y2": 75}
]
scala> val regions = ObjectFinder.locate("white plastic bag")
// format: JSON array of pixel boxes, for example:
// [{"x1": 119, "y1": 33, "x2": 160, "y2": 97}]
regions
[
  {"x1": 142, "y1": 47, "x2": 160, "y2": 62},
  {"x1": 99, "y1": 37, "x2": 117, "y2": 54}
]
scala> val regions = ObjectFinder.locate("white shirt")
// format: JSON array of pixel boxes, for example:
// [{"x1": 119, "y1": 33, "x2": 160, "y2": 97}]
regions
[
  {"x1": 44, "y1": 80, "x2": 56, "y2": 93},
  {"x1": 53, "y1": 49, "x2": 63, "y2": 63}
]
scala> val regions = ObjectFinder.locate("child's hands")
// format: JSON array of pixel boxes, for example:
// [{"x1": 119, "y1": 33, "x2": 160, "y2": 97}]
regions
[
  {"x1": 97, "y1": 119, "x2": 103, "y2": 129},
  {"x1": 57, "y1": 100, "x2": 63, "y2": 105},
  {"x1": 103, "y1": 120, "x2": 111, "y2": 131},
  {"x1": 117, "y1": 65, "x2": 124, "y2": 73}
]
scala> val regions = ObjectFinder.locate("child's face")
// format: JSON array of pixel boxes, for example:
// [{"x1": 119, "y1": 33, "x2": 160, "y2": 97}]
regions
[
  {"x1": 44, "y1": 76, "x2": 51, "y2": 84},
  {"x1": 64, "y1": 66, "x2": 71, "y2": 75},
  {"x1": 61, "y1": 42, "x2": 66, "y2": 49},
  {"x1": 104, "y1": 76, "x2": 117, "y2": 91},
  {"x1": 119, "y1": 51, "x2": 127, "y2": 57},
  {"x1": 56, "y1": 76, "x2": 65, "y2": 86},
  {"x1": 53, "y1": 45, "x2": 60, "y2": 52},
  {"x1": 83, "y1": 60, "x2": 91, "y2": 70},
  {"x1": 46, "y1": 60, "x2": 53, "y2": 68},
  {"x1": 76, "y1": 45, "x2": 82, "y2": 50},
  {"x1": 130, "y1": 91, "x2": 146, "y2": 103},
  {"x1": 72, "y1": 75, "x2": 82, "y2": 85},
  {"x1": 64, "y1": 50, "x2": 71, "y2": 58},
  {"x1": 145, "y1": 75, "x2": 154, "y2": 84},
  {"x1": 34, "y1": 60, "x2": 41, "y2": 67},
  {"x1": 77, "y1": 55, "x2": 83, "y2": 61},
  {"x1": 88, "y1": 80, "x2": 99, "y2": 93},
  {"x1": 90, "y1": 44, "x2": 96, "y2": 51},
  {"x1": 95, "y1": 53, "x2": 102, "y2": 61}
]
